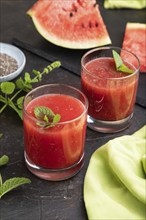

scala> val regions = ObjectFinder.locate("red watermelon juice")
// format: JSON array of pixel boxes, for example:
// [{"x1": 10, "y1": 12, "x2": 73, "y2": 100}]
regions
[
  {"x1": 81, "y1": 47, "x2": 139, "y2": 132},
  {"x1": 23, "y1": 84, "x2": 88, "y2": 180}
]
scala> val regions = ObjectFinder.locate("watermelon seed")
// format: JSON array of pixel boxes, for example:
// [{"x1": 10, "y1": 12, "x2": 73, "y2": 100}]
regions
[
  {"x1": 95, "y1": 22, "x2": 98, "y2": 27},
  {"x1": 72, "y1": 4, "x2": 77, "y2": 12},
  {"x1": 81, "y1": 23, "x2": 85, "y2": 28},
  {"x1": 69, "y1": 12, "x2": 73, "y2": 17},
  {"x1": 89, "y1": 22, "x2": 92, "y2": 28}
]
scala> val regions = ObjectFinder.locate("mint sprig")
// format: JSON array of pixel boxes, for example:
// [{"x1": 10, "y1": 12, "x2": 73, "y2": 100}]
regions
[
  {"x1": 0, "y1": 61, "x2": 61, "y2": 119},
  {"x1": 0, "y1": 154, "x2": 31, "y2": 199},
  {"x1": 112, "y1": 50, "x2": 134, "y2": 74},
  {"x1": 34, "y1": 106, "x2": 61, "y2": 128}
]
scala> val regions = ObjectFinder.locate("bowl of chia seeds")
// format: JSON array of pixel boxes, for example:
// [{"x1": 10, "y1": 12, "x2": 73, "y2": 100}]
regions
[{"x1": 0, "y1": 42, "x2": 26, "y2": 82}]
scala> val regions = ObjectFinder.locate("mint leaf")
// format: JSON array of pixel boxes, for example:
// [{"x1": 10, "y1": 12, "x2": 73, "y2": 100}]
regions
[
  {"x1": 17, "y1": 96, "x2": 24, "y2": 109},
  {"x1": 32, "y1": 69, "x2": 41, "y2": 76},
  {"x1": 0, "y1": 177, "x2": 31, "y2": 199},
  {"x1": 53, "y1": 114, "x2": 61, "y2": 124},
  {"x1": 32, "y1": 70, "x2": 42, "y2": 80},
  {"x1": 16, "y1": 77, "x2": 25, "y2": 89},
  {"x1": 112, "y1": 50, "x2": 133, "y2": 74},
  {"x1": 34, "y1": 106, "x2": 61, "y2": 128},
  {"x1": 50, "y1": 61, "x2": 61, "y2": 69},
  {"x1": 0, "y1": 155, "x2": 9, "y2": 167},
  {"x1": 1, "y1": 82, "x2": 15, "y2": 95},
  {"x1": 30, "y1": 78, "x2": 39, "y2": 83},
  {"x1": 112, "y1": 50, "x2": 123, "y2": 69},
  {"x1": 24, "y1": 72, "x2": 31, "y2": 83},
  {"x1": 0, "y1": 174, "x2": 2, "y2": 187},
  {"x1": 118, "y1": 63, "x2": 133, "y2": 74},
  {"x1": 43, "y1": 114, "x2": 49, "y2": 123},
  {"x1": 16, "y1": 77, "x2": 32, "y2": 92},
  {"x1": 34, "y1": 106, "x2": 55, "y2": 120}
]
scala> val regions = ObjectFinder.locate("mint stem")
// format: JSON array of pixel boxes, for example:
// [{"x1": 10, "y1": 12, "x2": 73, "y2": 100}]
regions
[{"x1": 0, "y1": 89, "x2": 22, "y2": 114}]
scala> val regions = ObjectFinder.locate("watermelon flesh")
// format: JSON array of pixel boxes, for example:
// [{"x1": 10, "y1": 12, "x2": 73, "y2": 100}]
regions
[
  {"x1": 27, "y1": 0, "x2": 111, "y2": 49},
  {"x1": 122, "y1": 23, "x2": 146, "y2": 72}
]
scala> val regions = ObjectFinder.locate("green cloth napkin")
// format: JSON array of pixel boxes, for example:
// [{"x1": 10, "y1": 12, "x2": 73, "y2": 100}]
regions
[
  {"x1": 104, "y1": 0, "x2": 146, "y2": 9},
  {"x1": 84, "y1": 126, "x2": 146, "y2": 220}
]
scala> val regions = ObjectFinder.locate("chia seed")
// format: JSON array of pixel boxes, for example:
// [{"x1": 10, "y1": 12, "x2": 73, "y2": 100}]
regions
[{"x1": 0, "y1": 53, "x2": 18, "y2": 77}]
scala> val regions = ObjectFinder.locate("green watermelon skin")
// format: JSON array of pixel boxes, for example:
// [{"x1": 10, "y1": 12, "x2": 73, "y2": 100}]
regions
[
  {"x1": 27, "y1": 0, "x2": 111, "y2": 49},
  {"x1": 122, "y1": 23, "x2": 146, "y2": 73}
]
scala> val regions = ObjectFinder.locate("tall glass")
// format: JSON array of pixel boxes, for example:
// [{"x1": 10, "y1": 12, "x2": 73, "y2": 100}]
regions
[
  {"x1": 23, "y1": 84, "x2": 88, "y2": 181},
  {"x1": 81, "y1": 47, "x2": 140, "y2": 133}
]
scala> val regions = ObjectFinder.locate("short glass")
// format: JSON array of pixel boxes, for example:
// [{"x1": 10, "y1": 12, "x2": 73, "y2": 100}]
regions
[
  {"x1": 81, "y1": 47, "x2": 140, "y2": 133},
  {"x1": 23, "y1": 84, "x2": 88, "y2": 181}
]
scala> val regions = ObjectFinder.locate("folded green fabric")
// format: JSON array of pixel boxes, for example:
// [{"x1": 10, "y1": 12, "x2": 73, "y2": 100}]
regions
[
  {"x1": 104, "y1": 0, "x2": 146, "y2": 9},
  {"x1": 84, "y1": 126, "x2": 146, "y2": 220}
]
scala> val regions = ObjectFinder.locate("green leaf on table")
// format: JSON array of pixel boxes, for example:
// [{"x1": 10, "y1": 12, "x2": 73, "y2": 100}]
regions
[
  {"x1": 0, "y1": 133, "x2": 3, "y2": 139},
  {"x1": 16, "y1": 76, "x2": 32, "y2": 92},
  {"x1": 30, "y1": 78, "x2": 39, "y2": 83},
  {"x1": 17, "y1": 96, "x2": 24, "y2": 109},
  {"x1": 24, "y1": 72, "x2": 31, "y2": 83},
  {"x1": 16, "y1": 77, "x2": 25, "y2": 89},
  {"x1": 50, "y1": 61, "x2": 61, "y2": 69},
  {"x1": 34, "y1": 106, "x2": 61, "y2": 128},
  {"x1": 0, "y1": 177, "x2": 31, "y2": 199},
  {"x1": 32, "y1": 69, "x2": 41, "y2": 76},
  {"x1": 0, "y1": 82, "x2": 15, "y2": 95},
  {"x1": 32, "y1": 70, "x2": 42, "y2": 80},
  {"x1": 0, "y1": 174, "x2": 2, "y2": 187},
  {"x1": 112, "y1": 50, "x2": 133, "y2": 74},
  {"x1": 0, "y1": 155, "x2": 9, "y2": 166}
]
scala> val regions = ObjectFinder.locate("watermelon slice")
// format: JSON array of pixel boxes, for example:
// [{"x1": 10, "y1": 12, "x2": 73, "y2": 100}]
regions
[
  {"x1": 122, "y1": 23, "x2": 146, "y2": 72},
  {"x1": 27, "y1": 0, "x2": 111, "y2": 49}
]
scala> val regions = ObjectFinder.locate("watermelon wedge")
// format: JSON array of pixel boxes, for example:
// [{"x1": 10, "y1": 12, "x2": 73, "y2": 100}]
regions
[
  {"x1": 27, "y1": 0, "x2": 111, "y2": 49},
  {"x1": 122, "y1": 23, "x2": 146, "y2": 72}
]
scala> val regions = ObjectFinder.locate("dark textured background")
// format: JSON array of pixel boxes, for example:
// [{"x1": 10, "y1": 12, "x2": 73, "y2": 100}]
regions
[{"x1": 0, "y1": 1, "x2": 146, "y2": 220}]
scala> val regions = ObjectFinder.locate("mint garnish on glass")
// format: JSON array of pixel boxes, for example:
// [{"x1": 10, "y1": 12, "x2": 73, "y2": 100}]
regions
[
  {"x1": 34, "y1": 106, "x2": 61, "y2": 128},
  {"x1": 112, "y1": 50, "x2": 134, "y2": 74}
]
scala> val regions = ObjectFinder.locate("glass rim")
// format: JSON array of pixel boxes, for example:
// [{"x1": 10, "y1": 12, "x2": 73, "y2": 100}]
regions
[
  {"x1": 23, "y1": 83, "x2": 89, "y2": 126},
  {"x1": 81, "y1": 46, "x2": 140, "y2": 80}
]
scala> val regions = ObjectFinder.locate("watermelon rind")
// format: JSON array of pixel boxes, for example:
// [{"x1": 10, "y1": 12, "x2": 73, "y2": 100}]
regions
[
  {"x1": 27, "y1": 1, "x2": 111, "y2": 49},
  {"x1": 29, "y1": 16, "x2": 111, "y2": 49},
  {"x1": 126, "y1": 22, "x2": 146, "y2": 29},
  {"x1": 104, "y1": 0, "x2": 146, "y2": 9}
]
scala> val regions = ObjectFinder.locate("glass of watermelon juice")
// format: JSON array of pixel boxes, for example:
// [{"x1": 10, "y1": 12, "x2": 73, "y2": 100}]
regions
[
  {"x1": 81, "y1": 47, "x2": 140, "y2": 133},
  {"x1": 23, "y1": 84, "x2": 88, "y2": 181}
]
